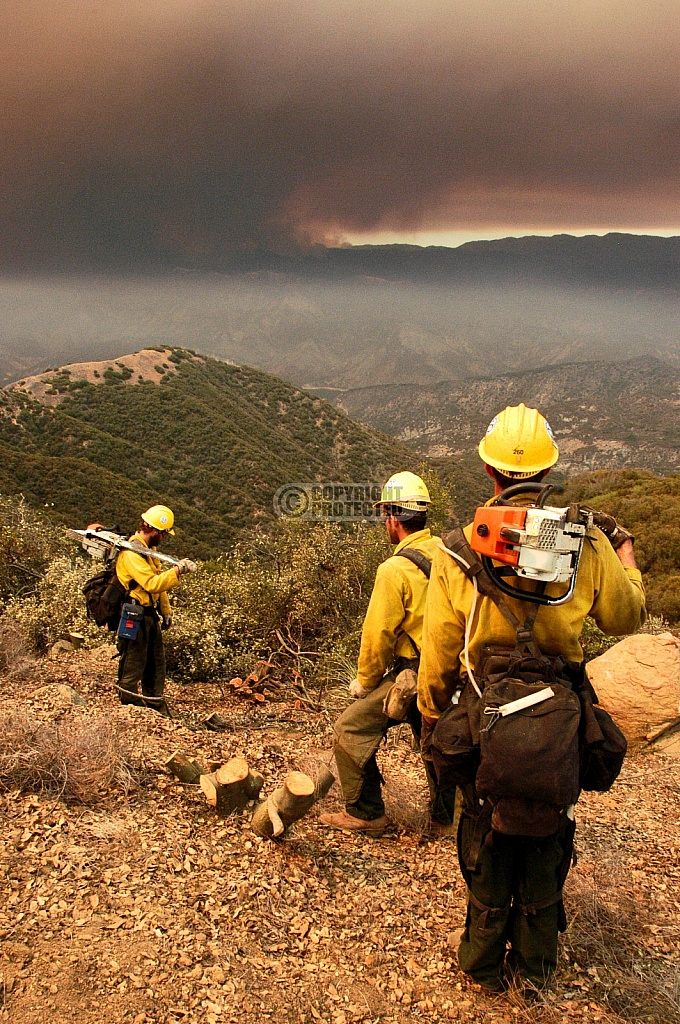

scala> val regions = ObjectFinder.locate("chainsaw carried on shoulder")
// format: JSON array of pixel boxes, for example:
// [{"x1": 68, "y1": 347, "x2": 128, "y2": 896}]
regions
[
  {"x1": 470, "y1": 482, "x2": 592, "y2": 605},
  {"x1": 430, "y1": 483, "x2": 627, "y2": 840},
  {"x1": 67, "y1": 528, "x2": 180, "y2": 567},
  {"x1": 68, "y1": 527, "x2": 180, "y2": 632}
]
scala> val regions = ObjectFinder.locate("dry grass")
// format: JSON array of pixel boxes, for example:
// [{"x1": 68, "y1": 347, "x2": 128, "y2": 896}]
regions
[
  {"x1": 562, "y1": 865, "x2": 680, "y2": 1024},
  {"x1": 0, "y1": 711, "x2": 134, "y2": 803},
  {"x1": 384, "y1": 725, "x2": 431, "y2": 834},
  {"x1": 491, "y1": 855, "x2": 680, "y2": 1024},
  {"x1": 0, "y1": 620, "x2": 36, "y2": 680}
]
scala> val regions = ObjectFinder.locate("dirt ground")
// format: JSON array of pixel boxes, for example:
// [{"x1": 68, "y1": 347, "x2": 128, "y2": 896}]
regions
[{"x1": 1, "y1": 646, "x2": 679, "y2": 1024}]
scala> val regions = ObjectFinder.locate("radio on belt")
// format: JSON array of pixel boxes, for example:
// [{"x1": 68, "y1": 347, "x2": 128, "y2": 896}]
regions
[{"x1": 117, "y1": 602, "x2": 144, "y2": 640}]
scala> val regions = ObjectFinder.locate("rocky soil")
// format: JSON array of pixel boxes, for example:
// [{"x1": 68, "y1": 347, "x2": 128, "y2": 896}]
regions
[{"x1": 1, "y1": 646, "x2": 679, "y2": 1024}]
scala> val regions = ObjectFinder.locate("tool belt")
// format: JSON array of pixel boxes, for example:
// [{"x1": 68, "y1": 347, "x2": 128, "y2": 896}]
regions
[
  {"x1": 128, "y1": 597, "x2": 160, "y2": 617},
  {"x1": 430, "y1": 522, "x2": 628, "y2": 838}
]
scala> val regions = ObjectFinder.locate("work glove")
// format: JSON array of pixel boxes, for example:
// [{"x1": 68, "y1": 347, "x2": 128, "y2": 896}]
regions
[
  {"x1": 583, "y1": 507, "x2": 635, "y2": 550},
  {"x1": 161, "y1": 615, "x2": 173, "y2": 631},
  {"x1": 176, "y1": 558, "x2": 198, "y2": 576},
  {"x1": 349, "y1": 678, "x2": 370, "y2": 699}
]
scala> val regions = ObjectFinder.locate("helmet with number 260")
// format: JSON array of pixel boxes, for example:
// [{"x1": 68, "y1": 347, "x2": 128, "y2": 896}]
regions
[{"x1": 478, "y1": 404, "x2": 559, "y2": 477}]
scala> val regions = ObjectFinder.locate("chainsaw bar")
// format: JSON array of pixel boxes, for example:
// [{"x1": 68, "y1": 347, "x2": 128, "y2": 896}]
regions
[{"x1": 66, "y1": 529, "x2": 181, "y2": 567}]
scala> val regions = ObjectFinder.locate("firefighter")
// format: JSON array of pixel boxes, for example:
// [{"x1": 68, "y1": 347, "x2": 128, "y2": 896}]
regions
[
  {"x1": 114, "y1": 505, "x2": 197, "y2": 713},
  {"x1": 417, "y1": 405, "x2": 646, "y2": 993},
  {"x1": 320, "y1": 472, "x2": 457, "y2": 837}
]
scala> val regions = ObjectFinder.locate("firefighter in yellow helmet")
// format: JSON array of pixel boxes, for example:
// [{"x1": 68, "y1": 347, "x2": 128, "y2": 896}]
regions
[
  {"x1": 478, "y1": 403, "x2": 559, "y2": 480},
  {"x1": 114, "y1": 505, "x2": 197, "y2": 713},
  {"x1": 418, "y1": 407, "x2": 645, "y2": 993},
  {"x1": 320, "y1": 472, "x2": 457, "y2": 838}
]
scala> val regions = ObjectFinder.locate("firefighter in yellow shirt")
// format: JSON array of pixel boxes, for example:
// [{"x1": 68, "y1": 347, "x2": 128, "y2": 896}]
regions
[
  {"x1": 320, "y1": 472, "x2": 457, "y2": 837},
  {"x1": 114, "y1": 505, "x2": 197, "y2": 713},
  {"x1": 418, "y1": 406, "x2": 645, "y2": 993}
]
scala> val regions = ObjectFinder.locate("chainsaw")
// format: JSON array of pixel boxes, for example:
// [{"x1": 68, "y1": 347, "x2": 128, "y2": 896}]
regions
[
  {"x1": 66, "y1": 528, "x2": 181, "y2": 567},
  {"x1": 470, "y1": 483, "x2": 593, "y2": 606}
]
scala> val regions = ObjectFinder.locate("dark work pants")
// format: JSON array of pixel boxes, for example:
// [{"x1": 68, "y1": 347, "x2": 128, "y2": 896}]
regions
[
  {"x1": 117, "y1": 610, "x2": 165, "y2": 704},
  {"x1": 457, "y1": 811, "x2": 576, "y2": 988}
]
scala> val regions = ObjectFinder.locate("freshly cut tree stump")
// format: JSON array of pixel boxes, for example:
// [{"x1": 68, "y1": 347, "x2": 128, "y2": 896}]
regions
[
  {"x1": 200, "y1": 757, "x2": 264, "y2": 817},
  {"x1": 252, "y1": 767, "x2": 335, "y2": 839},
  {"x1": 165, "y1": 752, "x2": 204, "y2": 785}
]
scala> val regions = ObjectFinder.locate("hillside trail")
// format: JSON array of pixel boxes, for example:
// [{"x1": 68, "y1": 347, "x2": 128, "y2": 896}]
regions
[{"x1": 1, "y1": 647, "x2": 679, "y2": 1024}]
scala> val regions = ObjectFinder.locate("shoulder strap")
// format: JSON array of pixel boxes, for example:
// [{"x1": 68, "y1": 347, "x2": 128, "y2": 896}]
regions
[
  {"x1": 395, "y1": 548, "x2": 432, "y2": 578},
  {"x1": 441, "y1": 526, "x2": 519, "y2": 625}
]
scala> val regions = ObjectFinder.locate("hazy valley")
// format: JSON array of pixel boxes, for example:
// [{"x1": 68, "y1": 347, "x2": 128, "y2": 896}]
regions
[{"x1": 1, "y1": 235, "x2": 679, "y2": 389}]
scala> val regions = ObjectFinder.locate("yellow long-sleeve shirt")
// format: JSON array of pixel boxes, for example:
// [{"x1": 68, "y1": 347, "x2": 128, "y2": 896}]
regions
[
  {"x1": 417, "y1": 523, "x2": 646, "y2": 719},
  {"x1": 357, "y1": 528, "x2": 439, "y2": 691},
  {"x1": 115, "y1": 532, "x2": 180, "y2": 616}
]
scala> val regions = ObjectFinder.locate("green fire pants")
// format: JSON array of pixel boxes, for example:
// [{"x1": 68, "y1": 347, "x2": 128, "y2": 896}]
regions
[
  {"x1": 332, "y1": 673, "x2": 457, "y2": 824},
  {"x1": 457, "y1": 808, "x2": 576, "y2": 989}
]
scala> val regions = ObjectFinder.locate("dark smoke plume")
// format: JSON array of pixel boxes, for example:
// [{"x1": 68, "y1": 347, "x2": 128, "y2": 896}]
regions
[{"x1": 2, "y1": 2, "x2": 680, "y2": 270}]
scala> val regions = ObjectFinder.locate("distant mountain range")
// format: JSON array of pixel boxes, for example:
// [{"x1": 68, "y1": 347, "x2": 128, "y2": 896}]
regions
[
  {"x1": 249, "y1": 233, "x2": 680, "y2": 290},
  {"x1": 316, "y1": 356, "x2": 680, "y2": 480},
  {"x1": 1, "y1": 348, "x2": 413, "y2": 556},
  {"x1": 1, "y1": 234, "x2": 679, "y2": 389}
]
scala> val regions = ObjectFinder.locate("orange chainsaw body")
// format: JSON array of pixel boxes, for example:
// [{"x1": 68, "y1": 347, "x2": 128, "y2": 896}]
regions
[{"x1": 471, "y1": 506, "x2": 526, "y2": 564}]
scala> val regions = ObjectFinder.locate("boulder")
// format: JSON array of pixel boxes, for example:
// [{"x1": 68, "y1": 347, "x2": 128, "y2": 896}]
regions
[
  {"x1": 587, "y1": 633, "x2": 680, "y2": 748},
  {"x1": 50, "y1": 639, "x2": 75, "y2": 657},
  {"x1": 31, "y1": 683, "x2": 87, "y2": 707}
]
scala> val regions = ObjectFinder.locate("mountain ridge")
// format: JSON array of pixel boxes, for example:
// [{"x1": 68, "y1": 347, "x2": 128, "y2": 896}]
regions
[
  {"x1": 0, "y1": 348, "x2": 414, "y2": 557},
  {"x1": 317, "y1": 356, "x2": 680, "y2": 478},
  {"x1": 1, "y1": 233, "x2": 679, "y2": 389}
]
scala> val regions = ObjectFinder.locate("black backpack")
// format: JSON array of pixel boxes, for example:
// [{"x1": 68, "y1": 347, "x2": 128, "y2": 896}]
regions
[
  {"x1": 430, "y1": 522, "x2": 627, "y2": 838},
  {"x1": 82, "y1": 560, "x2": 128, "y2": 631}
]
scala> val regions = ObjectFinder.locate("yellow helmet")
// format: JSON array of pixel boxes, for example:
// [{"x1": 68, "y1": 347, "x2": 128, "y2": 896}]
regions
[
  {"x1": 374, "y1": 471, "x2": 431, "y2": 511},
  {"x1": 478, "y1": 404, "x2": 559, "y2": 477},
  {"x1": 141, "y1": 504, "x2": 175, "y2": 535}
]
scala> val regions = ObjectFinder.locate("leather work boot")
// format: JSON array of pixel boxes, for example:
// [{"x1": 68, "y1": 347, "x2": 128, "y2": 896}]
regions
[
  {"x1": 319, "y1": 810, "x2": 390, "y2": 837},
  {"x1": 153, "y1": 698, "x2": 174, "y2": 719},
  {"x1": 428, "y1": 819, "x2": 457, "y2": 840}
]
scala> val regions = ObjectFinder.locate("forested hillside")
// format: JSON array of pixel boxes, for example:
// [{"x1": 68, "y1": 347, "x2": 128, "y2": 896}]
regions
[
  {"x1": 1, "y1": 348, "x2": 413, "y2": 556},
  {"x1": 563, "y1": 469, "x2": 680, "y2": 624}
]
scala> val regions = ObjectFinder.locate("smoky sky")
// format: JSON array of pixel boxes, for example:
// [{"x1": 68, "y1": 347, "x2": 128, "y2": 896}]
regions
[{"x1": 3, "y1": 1, "x2": 680, "y2": 270}]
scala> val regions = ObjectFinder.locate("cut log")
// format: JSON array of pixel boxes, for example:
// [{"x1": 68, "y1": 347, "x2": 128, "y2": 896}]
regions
[
  {"x1": 165, "y1": 752, "x2": 204, "y2": 785},
  {"x1": 252, "y1": 767, "x2": 335, "y2": 839},
  {"x1": 200, "y1": 757, "x2": 264, "y2": 817}
]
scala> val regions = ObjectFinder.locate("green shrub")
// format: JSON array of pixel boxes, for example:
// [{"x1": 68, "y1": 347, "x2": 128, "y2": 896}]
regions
[
  {"x1": 164, "y1": 520, "x2": 389, "y2": 683},
  {"x1": 6, "y1": 556, "x2": 101, "y2": 652},
  {"x1": 563, "y1": 470, "x2": 680, "y2": 625},
  {"x1": 0, "y1": 496, "x2": 70, "y2": 608},
  {"x1": 580, "y1": 618, "x2": 622, "y2": 661}
]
